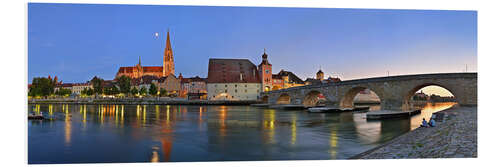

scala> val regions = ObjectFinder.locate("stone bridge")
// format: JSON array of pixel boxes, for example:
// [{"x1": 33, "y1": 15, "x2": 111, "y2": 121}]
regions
[{"x1": 260, "y1": 73, "x2": 477, "y2": 111}]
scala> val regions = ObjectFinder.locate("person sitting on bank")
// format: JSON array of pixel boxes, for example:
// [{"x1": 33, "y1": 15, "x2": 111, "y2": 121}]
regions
[
  {"x1": 429, "y1": 118, "x2": 436, "y2": 127},
  {"x1": 421, "y1": 118, "x2": 429, "y2": 127}
]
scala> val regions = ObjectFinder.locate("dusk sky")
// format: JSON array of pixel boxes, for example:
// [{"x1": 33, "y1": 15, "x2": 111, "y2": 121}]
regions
[{"x1": 28, "y1": 3, "x2": 477, "y2": 88}]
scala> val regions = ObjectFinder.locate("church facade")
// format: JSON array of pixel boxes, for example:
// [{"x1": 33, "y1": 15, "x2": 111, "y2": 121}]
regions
[{"x1": 115, "y1": 31, "x2": 175, "y2": 79}]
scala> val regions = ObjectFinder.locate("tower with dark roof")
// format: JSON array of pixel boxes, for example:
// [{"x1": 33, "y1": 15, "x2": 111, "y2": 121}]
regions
[{"x1": 258, "y1": 49, "x2": 272, "y2": 92}]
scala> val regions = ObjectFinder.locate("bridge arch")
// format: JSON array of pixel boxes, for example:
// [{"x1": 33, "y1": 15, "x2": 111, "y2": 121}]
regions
[
  {"x1": 302, "y1": 90, "x2": 326, "y2": 107},
  {"x1": 276, "y1": 93, "x2": 291, "y2": 104},
  {"x1": 402, "y1": 83, "x2": 457, "y2": 110},
  {"x1": 340, "y1": 86, "x2": 382, "y2": 109}
]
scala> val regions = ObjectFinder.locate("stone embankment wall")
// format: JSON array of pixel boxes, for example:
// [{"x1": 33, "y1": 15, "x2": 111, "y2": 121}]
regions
[
  {"x1": 28, "y1": 97, "x2": 259, "y2": 105},
  {"x1": 351, "y1": 105, "x2": 477, "y2": 159}
]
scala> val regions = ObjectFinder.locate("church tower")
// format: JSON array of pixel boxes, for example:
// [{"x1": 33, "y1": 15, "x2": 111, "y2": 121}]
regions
[
  {"x1": 163, "y1": 30, "x2": 175, "y2": 77},
  {"x1": 316, "y1": 68, "x2": 324, "y2": 81},
  {"x1": 258, "y1": 49, "x2": 272, "y2": 92}
]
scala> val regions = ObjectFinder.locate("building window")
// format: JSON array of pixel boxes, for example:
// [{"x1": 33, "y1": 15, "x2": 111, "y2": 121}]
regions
[
  {"x1": 225, "y1": 85, "x2": 227, "y2": 87},
  {"x1": 235, "y1": 85, "x2": 237, "y2": 87},
  {"x1": 245, "y1": 89, "x2": 247, "y2": 93},
  {"x1": 225, "y1": 90, "x2": 227, "y2": 93}
]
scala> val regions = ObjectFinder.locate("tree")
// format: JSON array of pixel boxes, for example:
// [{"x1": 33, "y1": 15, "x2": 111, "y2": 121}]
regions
[
  {"x1": 91, "y1": 76, "x2": 104, "y2": 96},
  {"x1": 131, "y1": 87, "x2": 139, "y2": 96},
  {"x1": 139, "y1": 87, "x2": 147, "y2": 96},
  {"x1": 110, "y1": 85, "x2": 120, "y2": 95},
  {"x1": 116, "y1": 75, "x2": 131, "y2": 95},
  {"x1": 149, "y1": 83, "x2": 158, "y2": 96},
  {"x1": 159, "y1": 88, "x2": 167, "y2": 97},
  {"x1": 103, "y1": 87, "x2": 112, "y2": 96},
  {"x1": 56, "y1": 88, "x2": 72, "y2": 96},
  {"x1": 29, "y1": 77, "x2": 56, "y2": 97},
  {"x1": 86, "y1": 88, "x2": 94, "y2": 96}
]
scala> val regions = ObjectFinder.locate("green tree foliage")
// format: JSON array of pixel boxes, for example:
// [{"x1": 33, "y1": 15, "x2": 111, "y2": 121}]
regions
[
  {"x1": 139, "y1": 87, "x2": 148, "y2": 96},
  {"x1": 86, "y1": 88, "x2": 94, "y2": 96},
  {"x1": 131, "y1": 87, "x2": 139, "y2": 96},
  {"x1": 29, "y1": 77, "x2": 56, "y2": 97},
  {"x1": 91, "y1": 76, "x2": 104, "y2": 95},
  {"x1": 111, "y1": 85, "x2": 120, "y2": 95},
  {"x1": 55, "y1": 88, "x2": 72, "y2": 96},
  {"x1": 116, "y1": 76, "x2": 131, "y2": 95},
  {"x1": 159, "y1": 88, "x2": 167, "y2": 97},
  {"x1": 149, "y1": 83, "x2": 158, "y2": 96},
  {"x1": 81, "y1": 87, "x2": 93, "y2": 96}
]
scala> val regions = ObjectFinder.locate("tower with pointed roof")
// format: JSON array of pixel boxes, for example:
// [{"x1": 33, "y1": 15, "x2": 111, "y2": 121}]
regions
[
  {"x1": 258, "y1": 49, "x2": 272, "y2": 92},
  {"x1": 316, "y1": 67, "x2": 324, "y2": 81},
  {"x1": 163, "y1": 30, "x2": 175, "y2": 77}
]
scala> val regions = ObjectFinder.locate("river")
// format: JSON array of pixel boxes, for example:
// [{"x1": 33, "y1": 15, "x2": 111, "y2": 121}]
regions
[{"x1": 27, "y1": 102, "x2": 455, "y2": 163}]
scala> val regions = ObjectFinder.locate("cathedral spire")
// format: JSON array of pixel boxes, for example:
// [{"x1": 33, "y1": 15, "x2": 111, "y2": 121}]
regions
[
  {"x1": 138, "y1": 56, "x2": 141, "y2": 66},
  {"x1": 165, "y1": 29, "x2": 172, "y2": 51},
  {"x1": 163, "y1": 29, "x2": 175, "y2": 77}
]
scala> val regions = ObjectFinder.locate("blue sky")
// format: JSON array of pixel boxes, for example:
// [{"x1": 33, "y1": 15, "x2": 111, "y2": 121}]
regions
[{"x1": 28, "y1": 3, "x2": 477, "y2": 83}]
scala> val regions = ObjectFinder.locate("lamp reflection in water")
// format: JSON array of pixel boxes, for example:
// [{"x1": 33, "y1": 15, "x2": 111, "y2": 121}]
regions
[
  {"x1": 142, "y1": 105, "x2": 147, "y2": 126},
  {"x1": 219, "y1": 106, "x2": 227, "y2": 137},
  {"x1": 291, "y1": 113, "x2": 297, "y2": 146},
  {"x1": 262, "y1": 109, "x2": 276, "y2": 144},
  {"x1": 64, "y1": 104, "x2": 71, "y2": 146},
  {"x1": 155, "y1": 105, "x2": 160, "y2": 121},
  {"x1": 329, "y1": 127, "x2": 338, "y2": 158},
  {"x1": 120, "y1": 105, "x2": 124, "y2": 127}
]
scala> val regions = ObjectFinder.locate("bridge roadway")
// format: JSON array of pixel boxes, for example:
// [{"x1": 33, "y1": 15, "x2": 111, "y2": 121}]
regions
[{"x1": 260, "y1": 73, "x2": 477, "y2": 111}]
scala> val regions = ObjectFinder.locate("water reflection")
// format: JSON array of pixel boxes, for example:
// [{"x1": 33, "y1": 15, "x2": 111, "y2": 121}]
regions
[{"x1": 28, "y1": 102, "x2": 456, "y2": 163}]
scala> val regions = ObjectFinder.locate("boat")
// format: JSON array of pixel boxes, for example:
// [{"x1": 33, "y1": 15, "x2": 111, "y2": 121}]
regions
[
  {"x1": 307, "y1": 107, "x2": 341, "y2": 113},
  {"x1": 352, "y1": 106, "x2": 371, "y2": 111},
  {"x1": 28, "y1": 114, "x2": 45, "y2": 120},
  {"x1": 250, "y1": 103, "x2": 269, "y2": 107}
]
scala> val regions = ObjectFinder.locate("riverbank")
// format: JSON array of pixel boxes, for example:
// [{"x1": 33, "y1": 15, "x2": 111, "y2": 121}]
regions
[
  {"x1": 28, "y1": 98, "x2": 260, "y2": 105},
  {"x1": 351, "y1": 105, "x2": 477, "y2": 159}
]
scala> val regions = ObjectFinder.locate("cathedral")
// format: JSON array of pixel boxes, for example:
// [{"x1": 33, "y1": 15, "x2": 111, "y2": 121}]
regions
[{"x1": 115, "y1": 31, "x2": 175, "y2": 79}]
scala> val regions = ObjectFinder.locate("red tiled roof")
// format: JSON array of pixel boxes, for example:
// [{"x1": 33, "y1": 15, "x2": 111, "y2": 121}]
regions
[
  {"x1": 118, "y1": 67, "x2": 135, "y2": 73},
  {"x1": 143, "y1": 66, "x2": 163, "y2": 72},
  {"x1": 207, "y1": 58, "x2": 261, "y2": 83}
]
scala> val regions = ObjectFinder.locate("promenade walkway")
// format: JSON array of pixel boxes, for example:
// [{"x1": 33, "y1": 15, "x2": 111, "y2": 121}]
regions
[{"x1": 353, "y1": 106, "x2": 477, "y2": 159}]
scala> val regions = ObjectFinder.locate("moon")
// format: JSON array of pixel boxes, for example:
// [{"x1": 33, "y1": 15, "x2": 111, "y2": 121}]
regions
[{"x1": 154, "y1": 32, "x2": 159, "y2": 37}]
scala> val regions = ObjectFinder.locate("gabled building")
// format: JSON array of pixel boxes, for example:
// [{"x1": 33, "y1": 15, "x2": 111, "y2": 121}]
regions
[
  {"x1": 207, "y1": 58, "x2": 262, "y2": 100},
  {"x1": 271, "y1": 70, "x2": 305, "y2": 90},
  {"x1": 157, "y1": 74, "x2": 181, "y2": 96},
  {"x1": 72, "y1": 82, "x2": 93, "y2": 95},
  {"x1": 180, "y1": 75, "x2": 207, "y2": 100}
]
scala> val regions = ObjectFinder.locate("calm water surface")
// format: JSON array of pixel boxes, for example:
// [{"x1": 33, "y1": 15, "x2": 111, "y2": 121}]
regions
[{"x1": 28, "y1": 102, "x2": 455, "y2": 164}]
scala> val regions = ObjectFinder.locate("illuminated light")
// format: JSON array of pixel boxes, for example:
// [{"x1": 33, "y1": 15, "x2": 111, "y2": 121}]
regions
[
  {"x1": 65, "y1": 107, "x2": 72, "y2": 146},
  {"x1": 136, "y1": 105, "x2": 141, "y2": 117},
  {"x1": 166, "y1": 106, "x2": 170, "y2": 123},
  {"x1": 121, "y1": 105, "x2": 124, "y2": 125},
  {"x1": 291, "y1": 114, "x2": 297, "y2": 145},
  {"x1": 329, "y1": 129, "x2": 338, "y2": 158}
]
